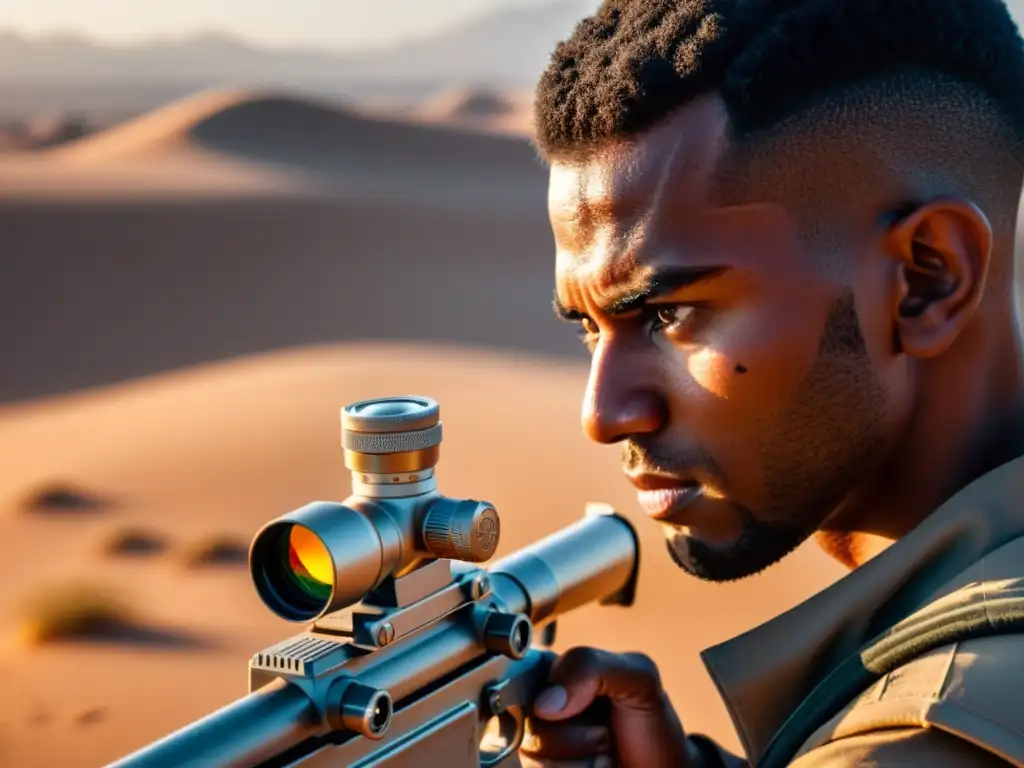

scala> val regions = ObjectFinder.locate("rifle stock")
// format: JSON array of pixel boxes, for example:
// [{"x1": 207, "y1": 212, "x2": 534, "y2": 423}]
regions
[{"x1": 106, "y1": 396, "x2": 641, "y2": 768}]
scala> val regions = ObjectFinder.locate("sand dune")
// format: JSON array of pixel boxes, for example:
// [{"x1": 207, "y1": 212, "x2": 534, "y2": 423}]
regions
[
  {"x1": 0, "y1": 341, "x2": 845, "y2": 767},
  {"x1": 47, "y1": 88, "x2": 543, "y2": 185},
  {"x1": 412, "y1": 87, "x2": 535, "y2": 137},
  {"x1": 0, "y1": 193, "x2": 564, "y2": 402},
  {"x1": 0, "y1": 112, "x2": 94, "y2": 152},
  {"x1": 41, "y1": 90, "x2": 259, "y2": 160},
  {"x1": 421, "y1": 88, "x2": 520, "y2": 120},
  {"x1": 0, "y1": 87, "x2": 557, "y2": 404},
  {"x1": 0, "y1": 150, "x2": 325, "y2": 201},
  {"x1": 47, "y1": 88, "x2": 359, "y2": 163},
  {"x1": 0, "y1": 88, "x2": 547, "y2": 207}
]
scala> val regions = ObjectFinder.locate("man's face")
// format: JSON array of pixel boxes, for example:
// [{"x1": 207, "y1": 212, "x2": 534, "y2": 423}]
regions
[{"x1": 549, "y1": 96, "x2": 904, "y2": 581}]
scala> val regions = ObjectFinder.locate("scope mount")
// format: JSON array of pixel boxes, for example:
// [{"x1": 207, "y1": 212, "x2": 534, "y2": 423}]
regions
[
  {"x1": 247, "y1": 555, "x2": 544, "y2": 742},
  {"x1": 312, "y1": 558, "x2": 505, "y2": 651}
]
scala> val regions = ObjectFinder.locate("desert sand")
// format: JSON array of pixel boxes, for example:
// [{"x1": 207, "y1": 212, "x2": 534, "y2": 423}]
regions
[{"x1": 0, "y1": 88, "x2": 846, "y2": 767}]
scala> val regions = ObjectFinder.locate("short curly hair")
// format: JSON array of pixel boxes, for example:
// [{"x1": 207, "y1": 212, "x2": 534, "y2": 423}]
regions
[{"x1": 534, "y1": 0, "x2": 1024, "y2": 161}]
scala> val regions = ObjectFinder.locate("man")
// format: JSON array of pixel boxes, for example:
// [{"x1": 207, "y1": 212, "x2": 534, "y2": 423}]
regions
[{"x1": 520, "y1": 0, "x2": 1024, "y2": 766}]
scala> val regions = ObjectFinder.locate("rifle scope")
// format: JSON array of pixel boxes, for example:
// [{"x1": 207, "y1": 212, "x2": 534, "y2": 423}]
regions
[{"x1": 249, "y1": 396, "x2": 501, "y2": 622}]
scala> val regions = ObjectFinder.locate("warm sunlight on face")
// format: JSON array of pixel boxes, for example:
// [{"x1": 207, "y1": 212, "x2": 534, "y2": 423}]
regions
[
  {"x1": 546, "y1": 95, "x2": 898, "y2": 582},
  {"x1": 687, "y1": 346, "x2": 733, "y2": 399}
]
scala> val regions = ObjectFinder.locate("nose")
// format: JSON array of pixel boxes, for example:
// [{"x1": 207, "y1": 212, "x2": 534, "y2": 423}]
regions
[{"x1": 581, "y1": 343, "x2": 667, "y2": 445}]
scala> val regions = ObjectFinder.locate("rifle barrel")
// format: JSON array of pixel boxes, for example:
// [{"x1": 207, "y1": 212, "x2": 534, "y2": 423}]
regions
[{"x1": 106, "y1": 678, "x2": 320, "y2": 768}]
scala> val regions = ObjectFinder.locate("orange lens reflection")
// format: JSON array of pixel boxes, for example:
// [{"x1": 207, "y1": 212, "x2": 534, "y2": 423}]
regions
[{"x1": 284, "y1": 525, "x2": 333, "y2": 602}]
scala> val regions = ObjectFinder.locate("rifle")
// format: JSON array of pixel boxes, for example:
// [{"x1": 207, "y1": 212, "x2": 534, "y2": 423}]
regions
[{"x1": 108, "y1": 395, "x2": 641, "y2": 768}]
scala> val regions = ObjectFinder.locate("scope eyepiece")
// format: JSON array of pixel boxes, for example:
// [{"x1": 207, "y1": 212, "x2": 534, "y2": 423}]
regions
[{"x1": 342, "y1": 396, "x2": 442, "y2": 498}]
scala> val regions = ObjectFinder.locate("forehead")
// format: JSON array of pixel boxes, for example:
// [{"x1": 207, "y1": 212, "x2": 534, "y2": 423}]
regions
[
  {"x1": 547, "y1": 96, "x2": 755, "y2": 297},
  {"x1": 548, "y1": 95, "x2": 730, "y2": 251},
  {"x1": 547, "y1": 97, "x2": 831, "y2": 314}
]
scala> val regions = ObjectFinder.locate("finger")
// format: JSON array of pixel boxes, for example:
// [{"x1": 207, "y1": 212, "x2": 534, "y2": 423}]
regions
[
  {"x1": 534, "y1": 647, "x2": 662, "y2": 721},
  {"x1": 522, "y1": 718, "x2": 609, "y2": 760},
  {"x1": 533, "y1": 648, "x2": 689, "y2": 767},
  {"x1": 519, "y1": 754, "x2": 613, "y2": 768}
]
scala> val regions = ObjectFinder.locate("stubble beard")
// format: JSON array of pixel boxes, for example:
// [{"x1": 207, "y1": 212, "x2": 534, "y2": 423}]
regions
[{"x1": 665, "y1": 290, "x2": 889, "y2": 582}]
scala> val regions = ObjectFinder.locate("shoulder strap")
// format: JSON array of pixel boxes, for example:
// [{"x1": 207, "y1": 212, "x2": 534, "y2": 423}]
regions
[{"x1": 756, "y1": 592, "x2": 1024, "y2": 768}]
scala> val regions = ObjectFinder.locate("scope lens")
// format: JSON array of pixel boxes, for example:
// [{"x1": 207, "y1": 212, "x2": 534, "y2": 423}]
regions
[
  {"x1": 254, "y1": 523, "x2": 335, "y2": 621},
  {"x1": 284, "y1": 525, "x2": 333, "y2": 598}
]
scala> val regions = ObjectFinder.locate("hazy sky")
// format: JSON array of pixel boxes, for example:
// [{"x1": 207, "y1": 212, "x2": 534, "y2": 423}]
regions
[
  {"x1": 0, "y1": 0, "x2": 557, "y2": 52},
  {"x1": 4, "y1": 0, "x2": 1024, "y2": 53}
]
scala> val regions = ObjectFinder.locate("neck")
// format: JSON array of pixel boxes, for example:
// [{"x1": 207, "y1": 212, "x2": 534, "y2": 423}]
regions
[{"x1": 816, "y1": 304, "x2": 1024, "y2": 569}]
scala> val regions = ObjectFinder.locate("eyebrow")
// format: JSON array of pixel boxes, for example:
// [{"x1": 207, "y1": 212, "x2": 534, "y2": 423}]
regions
[{"x1": 553, "y1": 265, "x2": 728, "y2": 321}]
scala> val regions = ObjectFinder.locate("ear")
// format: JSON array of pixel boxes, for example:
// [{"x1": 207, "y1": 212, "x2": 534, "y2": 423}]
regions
[{"x1": 885, "y1": 197, "x2": 992, "y2": 359}]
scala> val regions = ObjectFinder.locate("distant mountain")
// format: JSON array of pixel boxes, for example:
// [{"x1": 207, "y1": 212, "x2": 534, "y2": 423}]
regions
[
  {"x1": 0, "y1": 0, "x2": 597, "y2": 89},
  {"x1": 345, "y1": 0, "x2": 598, "y2": 82}
]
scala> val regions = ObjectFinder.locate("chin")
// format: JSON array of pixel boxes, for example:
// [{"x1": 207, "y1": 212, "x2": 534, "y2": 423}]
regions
[{"x1": 665, "y1": 520, "x2": 810, "y2": 583}]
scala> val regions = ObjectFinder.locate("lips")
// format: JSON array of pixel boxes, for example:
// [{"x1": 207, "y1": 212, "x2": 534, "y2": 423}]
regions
[{"x1": 629, "y1": 474, "x2": 703, "y2": 521}]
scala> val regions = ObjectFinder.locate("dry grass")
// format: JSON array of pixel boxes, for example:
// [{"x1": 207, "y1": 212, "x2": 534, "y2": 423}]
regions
[
  {"x1": 16, "y1": 580, "x2": 206, "y2": 648},
  {"x1": 17, "y1": 582, "x2": 137, "y2": 646},
  {"x1": 96, "y1": 525, "x2": 168, "y2": 558},
  {"x1": 16, "y1": 479, "x2": 109, "y2": 514},
  {"x1": 176, "y1": 533, "x2": 248, "y2": 569},
  {"x1": 73, "y1": 707, "x2": 107, "y2": 727}
]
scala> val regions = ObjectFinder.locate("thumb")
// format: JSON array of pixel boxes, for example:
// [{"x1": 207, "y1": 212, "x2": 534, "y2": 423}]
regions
[
  {"x1": 533, "y1": 679, "x2": 597, "y2": 721},
  {"x1": 533, "y1": 647, "x2": 661, "y2": 721}
]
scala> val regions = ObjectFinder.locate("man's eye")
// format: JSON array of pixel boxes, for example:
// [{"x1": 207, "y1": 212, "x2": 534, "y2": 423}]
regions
[
  {"x1": 574, "y1": 307, "x2": 696, "y2": 349},
  {"x1": 651, "y1": 305, "x2": 690, "y2": 331}
]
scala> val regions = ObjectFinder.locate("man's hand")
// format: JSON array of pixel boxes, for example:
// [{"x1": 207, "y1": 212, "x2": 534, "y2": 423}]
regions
[{"x1": 520, "y1": 647, "x2": 694, "y2": 768}]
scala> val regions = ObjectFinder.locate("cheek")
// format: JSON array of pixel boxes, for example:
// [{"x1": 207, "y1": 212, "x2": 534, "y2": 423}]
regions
[
  {"x1": 687, "y1": 347, "x2": 742, "y2": 399},
  {"x1": 685, "y1": 310, "x2": 821, "y2": 409}
]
